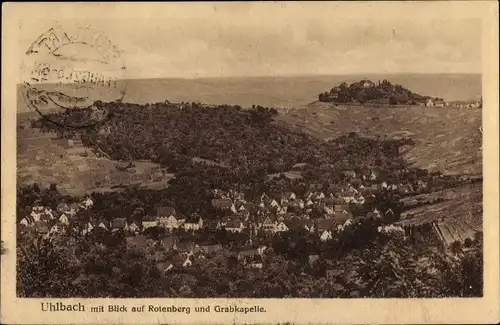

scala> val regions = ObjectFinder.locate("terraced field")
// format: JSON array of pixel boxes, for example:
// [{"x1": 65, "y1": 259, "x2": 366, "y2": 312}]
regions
[
  {"x1": 17, "y1": 112, "x2": 173, "y2": 196},
  {"x1": 396, "y1": 181, "x2": 482, "y2": 245},
  {"x1": 276, "y1": 101, "x2": 482, "y2": 176}
]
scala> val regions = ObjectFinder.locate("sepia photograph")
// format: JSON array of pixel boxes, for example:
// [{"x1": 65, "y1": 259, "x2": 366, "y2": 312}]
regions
[{"x1": 2, "y1": 2, "x2": 499, "y2": 324}]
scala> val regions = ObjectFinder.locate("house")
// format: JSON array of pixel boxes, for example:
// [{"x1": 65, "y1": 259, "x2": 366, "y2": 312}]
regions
[
  {"x1": 262, "y1": 217, "x2": 277, "y2": 232},
  {"x1": 211, "y1": 198, "x2": 233, "y2": 210},
  {"x1": 82, "y1": 197, "x2": 94, "y2": 209},
  {"x1": 20, "y1": 217, "x2": 30, "y2": 227},
  {"x1": 30, "y1": 211, "x2": 41, "y2": 222},
  {"x1": 341, "y1": 170, "x2": 357, "y2": 179},
  {"x1": 316, "y1": 192, "x2": 326, "y2": 200},
  {"x1": 385, "y1": 208, "x2": 395, "y2": 219},
  {"x1": 159, "y1": 214, "x2": 184, "y2": 230},
  {"x1": 142, "y1": 215, "x2": 158, "y2": 229},
  {"x1": 320, "y1": 230, "x2": 333, "y2": 241},
  {"x1": 112, "y1": 218, "x2": 127, "y2": 231},
  {"x1": 126, "y1": 222, "x2": 140, "y2": 233},
  {"x1": 44, "y1": 208, "x2": 55, "y2": 220},
  {"x1": 57, "y1": 203, "x2": 70, "y2": 213},
  {"x1": 362, "y1": 79, "x2": 375, "y2": 88},
  {"x1": 156, "y1": 206, "x2": 176, "y2": 218},
  {"x1": 272, "y1": 221, "x2": 289, "y2": 233},
  {"x1": 237, "y1": 204, "x2": 247, "y2": 213},
  {"x1": 238, "y1": 249, "x2": 260, "y2": 266},
  {"x1": 324, "y1": 206, "x2": 335, "y2": 215},
  {"x1": 98, "y1": 221, "x2": 108, "y2": 230},
  {"x1": 342, "y1": 195, "x2": 358, "y2": 204},
  {"x1": 183, "y1": 217, "x2": 203, "y2": 231},
  {"x1": 277, "y1": 206, "x2": 288, "y2": 215},
  {"x1": 387, "y1": 183, "x2": 397, "y2": 191},
  {"x1": 59, "y1": 213, "x2": 69, "y2": 225},
  {"x1": 50, "y1": 223, "x2": 63, "y2": 234},
  {"x1": 366, "y1": 211, "x2": 381, "y2": 220},
  {"x1": 182, "y1": 257, "x2": 193, "y2": 268},
  {"x1": 425, "y1": 98, "x2": 434, "y2": 107},
  {"x1": 303, "y1": 219, "x2": 315, "y2": 233},
  {"x1": 82, "y1": 222, "x2": 94, "y2": 235},
  {"x1": 434, "y1": 99, "x2": 445, "y2": 108},
  {"x1": 315, "y1": 219, "x2": 336, "y2": 234},
  {"x1": 216, "y1": 216, "x2": 231, "y2": 229},
  {"x1": 225, "y1": 219, "x2": 245, "y2": 233}
]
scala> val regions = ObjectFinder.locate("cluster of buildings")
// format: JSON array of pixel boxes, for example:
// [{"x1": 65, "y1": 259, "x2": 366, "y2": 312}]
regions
[
  {"x1": 425, "y1": 98, "x2": 482, "y2": 109},
  {"x1": 17, "y1": 174, "x2": 425, "y2": 275},
  {"x1": 18, "y1": 170, "x2": 417, "y2": 242},
  {"x1": 19, "y1": 197, "x2": 95, "y2": 236}
]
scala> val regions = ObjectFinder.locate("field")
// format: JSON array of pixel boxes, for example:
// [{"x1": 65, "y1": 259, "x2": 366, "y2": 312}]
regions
[
  {"x1": 17, "y1": 112, "x2": 174, "y2": 196},
  {"x1": 396, "y1": 182, "x2": 482, "y2": 244}
]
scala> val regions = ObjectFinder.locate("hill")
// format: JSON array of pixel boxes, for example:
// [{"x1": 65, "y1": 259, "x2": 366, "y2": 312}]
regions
[
  {"x1": 276, "y1": 101, "x2": 482, "y2": 176},
  {"x1": 318, "y1": 79, "x2": 441, "y2": 105}
]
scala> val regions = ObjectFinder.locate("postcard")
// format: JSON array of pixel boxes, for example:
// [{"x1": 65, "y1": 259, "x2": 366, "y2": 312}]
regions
[{"x1": 1, "y1": 1, "x2": 499, "y2": 324}]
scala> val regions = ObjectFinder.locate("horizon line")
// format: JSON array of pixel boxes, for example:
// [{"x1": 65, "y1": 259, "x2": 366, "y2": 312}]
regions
[{"x1": 123, "y1": 72, "x2": 482, "y2": 81}]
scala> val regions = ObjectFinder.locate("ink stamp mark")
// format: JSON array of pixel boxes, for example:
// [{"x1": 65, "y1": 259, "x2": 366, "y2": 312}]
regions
[{"x1": 21, "y1": 24, "x2": 127, "y2": 129}]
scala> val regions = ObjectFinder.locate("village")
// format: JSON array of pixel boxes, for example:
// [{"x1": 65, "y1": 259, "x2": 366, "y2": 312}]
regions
[{"x1": 19, "y1": 164, "x2": 480, "y2": 280}]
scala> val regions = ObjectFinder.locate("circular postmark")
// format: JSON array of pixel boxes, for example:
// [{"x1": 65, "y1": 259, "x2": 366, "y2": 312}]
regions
[{"x1": 21, "y1": 24, "x2": 127, "y2": 129}]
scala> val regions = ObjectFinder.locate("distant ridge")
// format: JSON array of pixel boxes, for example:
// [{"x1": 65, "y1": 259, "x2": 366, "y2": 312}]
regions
[{"x1": 17, "y1": 74, "x2": 481, "y2": 113}]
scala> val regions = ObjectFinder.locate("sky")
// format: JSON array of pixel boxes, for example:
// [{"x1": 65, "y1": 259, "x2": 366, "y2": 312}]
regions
[{"x1": 16, "y1": 2, "x2": 483, "y2": 79}]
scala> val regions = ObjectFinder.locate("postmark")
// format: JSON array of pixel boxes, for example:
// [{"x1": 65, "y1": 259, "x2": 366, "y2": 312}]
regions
[{"x1": 21, "y1": 24, "x2": 127, "y2": 129}]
